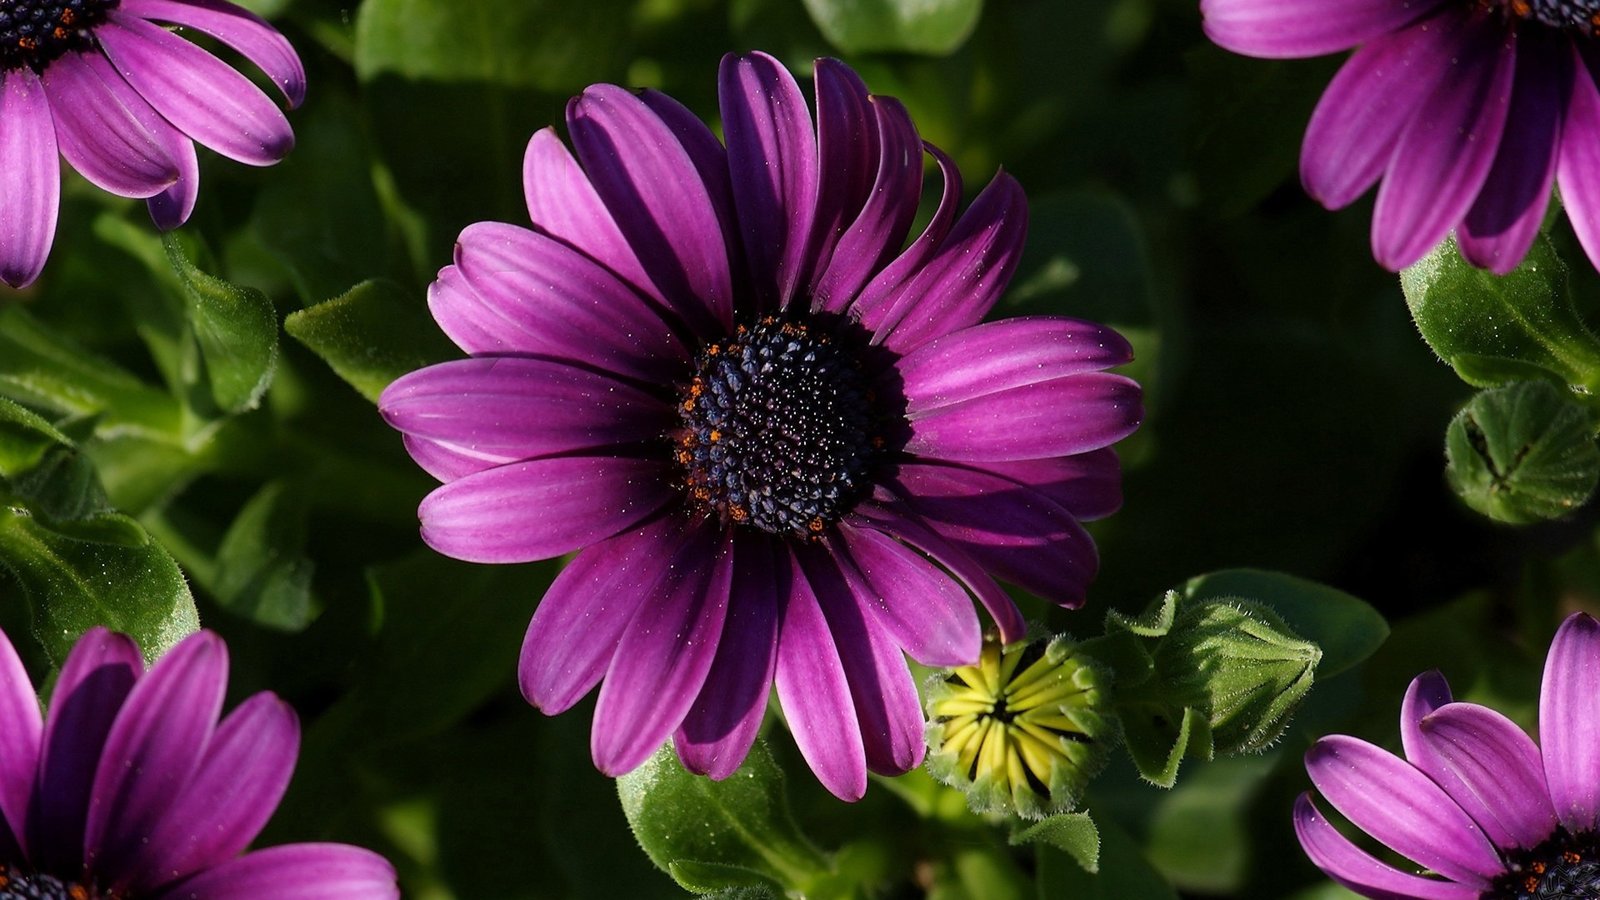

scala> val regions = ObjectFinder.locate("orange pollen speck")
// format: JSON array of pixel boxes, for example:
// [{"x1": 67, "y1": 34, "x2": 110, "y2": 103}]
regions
[
  {"x1": 61, "y1": 10, "x2": 78, "y2": 24},
  {"x1": 729, "y1": 505, "x2": 748, "y2": 522},
  {"x1": 1565, "y1": 851, "x2": 1584, "y2": 864},
  {"x1": 808, "y1": 516, "x2": 825, "y2": 533},
  {"x1": 18, "y1": 37, "x2": 37, "y2": 49}
]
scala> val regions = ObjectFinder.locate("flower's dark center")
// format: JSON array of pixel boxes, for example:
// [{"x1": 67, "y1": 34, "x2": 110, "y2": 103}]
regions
[
  {"x1": 1491, "y1": 828, "x2": 1600, "y2": 899},
  {"x1": 0, "y1": 0, "x2": 118, "y2": 73},
  {"x1": 0, "y1": 865, "x2": 105, "y2": 900},
  {"x1": 1495, "y1": 0, "x2": 1600, "y2": 33},
  {"x1": 675, "y1": 316, "x2": 881, "y2": 538}
]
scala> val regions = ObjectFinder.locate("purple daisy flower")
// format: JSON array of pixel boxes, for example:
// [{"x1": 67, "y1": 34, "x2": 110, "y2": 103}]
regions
[
  {"x1": 379, "y1": 52, "x2": 1143, "y2": 801},
  {"x1": 0, "y1": 0, "x2": 305, "y2": 288},
  {"x1": 0, "y1": 626, "x2": 398, "y2": 899},
  {"x1": 1201, "y1": 0, "x2": 1600, "y2": 274},
  {"x1": 1295, "y1": 611, "x2": 1600, "y2": 898}
]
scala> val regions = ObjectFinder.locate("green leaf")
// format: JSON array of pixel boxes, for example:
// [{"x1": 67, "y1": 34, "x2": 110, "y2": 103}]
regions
[
  {"x1": 212, "y1": 480, "x2": 317, "y2": 632},
  {"x1": 0, "y1": 506, "x2": 198, "y2": 666},
  {"x1": 162, "y1": 233, "x2": 279, "y2": 415},
  {"x1": 1444, "y1": 380, "x2": 1600, "y2": 523},
  {"x1": 801, "y1": 0, "x2": 982, "y2": 55},
  {"x1": 284, "y1": 279, "x2": 458, "y2": 403},
  {"x1": 0, "y1": 396, "x2": 73, "y2": 475},
  {"x1": 618, "y1": 740, "x2": 830, "y2": 896},
  {"x1": 1400, "y1": 234, "x2": 1600, "y2": 390},
  {"x1": 1180, "y1": 569, "x2": 1388, "y2": 678},
  {"x1": 1035, "y1": 816, "x2": 1177, "y2": 900},
  {"x1": 1011, "y1": 812, "x2": 1100, "y2": 874}
]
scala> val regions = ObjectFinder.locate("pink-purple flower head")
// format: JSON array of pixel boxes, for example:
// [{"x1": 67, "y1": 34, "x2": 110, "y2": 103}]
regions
[
  {"x1": 1202, "y1": 0, "x2": 1600, "y2": 275},
  {"x1": 379, "y1": 52, "x2": 1143, "y2": 801},
  {"x1": 0, "y1": 0, "x2": 306, "y2": 289},
  {"x1": 1295, "y1": 612, "x2": 1600, "y2": 898},
  {"x1": 0, "y1": 626, "x2": 397, "y2": 899}
]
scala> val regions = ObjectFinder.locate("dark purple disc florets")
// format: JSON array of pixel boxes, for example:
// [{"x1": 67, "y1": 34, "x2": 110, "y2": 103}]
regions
[
  {"x1": 1492, "y1": 828, "x2": 1600, "y2": 899},
  {"x1": 0, "y1": 0, "x2": 118, "y2": 72},
  {"x1": 675, "y1": 316, "x2": 882, "y2": 538},
  {"x1": 1499, "y1": 0, "x2": 1600, "y2": 33},
  {"x1": 0, "y1": 864, "x2": 105, "y2": 900}
]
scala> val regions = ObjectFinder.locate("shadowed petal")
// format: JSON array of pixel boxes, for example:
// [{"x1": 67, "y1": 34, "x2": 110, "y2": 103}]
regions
[
  {"x1": 904, "y1": 373, "x2": 1143, "y2": 462},
  {"x1": 955, "y1": 452, "x2": 1123, "y2": 522},
  {"x1": 1414, "y1": 703, "x2": 1557, "y2": 850},
  {"x1": 850, "y1": 145, "x2": 961, "y2": 329},
  {"x1": 41, "y1": 53, "x2": 179, "y2": 198},
  {"x1": 121, "y1": 0, "x2": 306, "y2": 107},
  {"x1": 1540, "y1": 611, "x2": 1600, "y2": 832},
  {"x1": 1305, "y1": 735, "x2": 1501, "y2": 886},
  {"x1": 155, "y1": 843, "x2": 398, "y2": 900},
  {"x1": 147, "y1": 136, "x2": 200, "y2": 231},
  {"x1": 1294, "y1": 794, "x2": 1480, "y2": 900},
  {"x1": 1558, "y1": 47, "x2": 1600, "y2": 276},
  {"x1": 834, "y1": 523, "x2": 980, "y2": 667},
  {"x1": 1399, "y1": 670, "x2": 1453, "y2": 767},
  {"x1": 808, "y1": 58, "x2": 879, "y2": 290},
  {"x1": 591, "y1": 525, "x2": 732, "y2": 775},
  {"x1": 0, "y1": 626, "x2": 42, "y2": 860},
  {"x1": 775, "y1": 546, "x2": 867, "y2": 801},
  {"x1": 419, "y1": 456, "x2": 675, "y2": 564},
  {"x1": 1201, "y1": 0, "x2": 1445, "y2": 58},
  {"x1": 0, "y1": 69, "x2": 59, "y2": 288}
]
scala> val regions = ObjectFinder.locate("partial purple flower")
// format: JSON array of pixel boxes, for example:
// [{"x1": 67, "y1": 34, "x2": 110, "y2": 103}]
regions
[
  {"x1": 1201, "y1": 0, "x2": 1600, "y2": 275},
  {"x1": 0, "y1": 0, "x2": 306, "y2": 288},
  {"x1": 1295, "y1": 611, "x2": 1600, "y2": 898},
  {"x1": 0, "y1": 625, "x2": 397, "y2": 899},
  {"x1": 379, "y1": 51, "x2": 1143, "y2": 801}
]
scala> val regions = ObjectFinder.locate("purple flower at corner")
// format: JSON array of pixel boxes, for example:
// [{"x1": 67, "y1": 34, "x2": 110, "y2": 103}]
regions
[
  {"x1": 379, "y1": 51, "x2": 1142, "y2": 801},
  {"x1": 0, "y1": 0, "x2": 305, "y2": 288},
  {"x1": 1295, "y1": 611, "x2": 1600, "y2": 898},
  {"x1": 1201, "y1": 0, "x2": 1600, "y2": 275},
  {"x1": 0, "y1": 626, "x2": 397, "y2": 899}
]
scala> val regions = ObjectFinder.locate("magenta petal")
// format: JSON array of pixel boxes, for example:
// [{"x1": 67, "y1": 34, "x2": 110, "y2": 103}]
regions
[
  {"x1": 1294, "y1": 794, "x2": 1480, "y2": 900},
  {"x1": 1305, "y1": 735, "x2": 1502, "y2": 886},
  {"x1": 97, "y1": 12, "x2": 294, "y2": 165},
  {"x1": 119, "y1": 0, "x2": 306, "y2": 107},
  {"x1": 1372, "y1": 17, "x2": 1516, "y2": 270},
  {"x1": 28, "y1": 628, "x2": 142, "y2": 874},
  {"x1": 1557, "y1": 50, "x2": 1600, "y2": 275},
  {"x1": 518, "y1": 516, "x2": 682, "y2": 715},
  {"x1": 775, "y1": 546, "x2": 867, "y2": 801},
  {"x1": 1398, "y1": 670, "x2": 1454, "y2": 766},
  {"x1": 1414, "y1": 704, "x2": 1557, "y2": 850},
  {"x1": 834, "y1": 524, "x2": 980, "y2": 667},
  {"x1": 418, "y1": 456, "x2": 675, "y2": 564},
  {"x1": 591, "y1": 526, "x2": 732, "y2": 776},
  {"x1": 147, "y1": 136, "x2": 200, "y2": 231},
  {"x1": 0, "y1": 626, "x2": 42, "y2": 859},
  {"x1": 676, "y1": 533, "x2": 783, "y2": 780},
  {"x1": 905, "y1": 373, "x2": 1143, "y2": 462},
  {"x1": 155, "y1": 843, "x2": 398, "y2": 900},
  {"x1": 379, "y1": 357, "x2": 673, "y2": 459},
  {"x1": 86, "y1": 631, "x2": 228, "y2": 886},
  {"x1": 41, "y1": 54, "x2": 179, "y2": 198},
  {"x1": 399, "y1": 433, "x2": 516, "y2": 484},
  {"x1": 1540, "y1": 611, "x2": 1600, "y2": 832},
  {"x1": 125, "y1": 693, "x2": 299, "y2": 892},
  {"x1": 807, "y1": 58, "x2": 879, "y2": 289},
  {"x1": 1300, "y1": 11, "x2": 1466, "y2": 210},
  {"x1": 0, "y1": 69, "x2": 60, "y2": 289},
  {"x1": 1201, "y1": 0, "x2": 1445, "y2": 59},
  {"x1": 896, "y1": 316, "x2": 1135, "y2": 415},
  {"x1": 850, "y1": 144, "x2": 962, "y2": 330},
  {"x1": 959, "y1": 451, "x2": 1123, "y2": 522},
  {"x1": 719, "y1": 52, "x2": 819, "y2": 306}
]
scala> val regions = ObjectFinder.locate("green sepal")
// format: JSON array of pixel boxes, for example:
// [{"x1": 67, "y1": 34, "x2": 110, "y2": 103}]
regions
[
  {"x1": 800, "y1": 0, "x2": 982, "y2": 56},
  {"x1": 1179, "y1": 569, "x2": 1388, "y2": 678},
  {"x1": 284, "y1": 279, "x2": 457, "y2": 403},
  {"x1": 1444, "y1": 380, "x2": 1600, "y2": 523},
  {"x1": 1009, "y1": 811, "x2": 1100, "y2": 874},
  {"x1": 162, "y1": 232, "x2": 279, "y2": 415}
]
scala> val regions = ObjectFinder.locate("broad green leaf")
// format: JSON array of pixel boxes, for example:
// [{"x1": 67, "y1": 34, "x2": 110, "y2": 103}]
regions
[
  {"x1": 284, "y1": 279, "x2": 458, "y2": 403},
  {"x1": 618, "y1": 740, "x2": 830, "y2": 896},
  {"x1": 212, "y1": 480, "x2": 317, "y2": 631},
  {"x1": 1035, "y1": 816, "x2": 1177, "y2": 900},
  {"x1": 929, "y1": 843, "x2": 1033, "y2": 900},
  {"x1": 0, "y1": 396, "x2": 72, "y2": 475},
  {"x1": 801, "y1": 0, "x2": 982, "y2": 55},
  {"x1": 163, "y1": 233, "x2": 280, "y2": 415},
  {"x1": 1401, "y1": 234, "x2": 1600, "y2": 389},
  {"x1": 1011, "y1": 812, "x2": 1099, "y2": 874},
  {"x1": 1180, "y1": 569, "x2": 1388, "y2": 678},
  {"x1": 1444, "y1": 380, "x2": 1600, "y2": 523},
  {"x1": 1143, "y1": 753, "x2": 1278, "y2": 893}
]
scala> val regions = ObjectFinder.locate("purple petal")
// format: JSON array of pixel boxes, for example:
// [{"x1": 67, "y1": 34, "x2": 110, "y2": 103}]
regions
[
  {"x1": 399, "y1": 433, "x2": 516, "y2": 484},
  {"x1": 40, "y1": 53, "x2": 179, "y2": 198},
  {"x1": 98, "y1": 11, "x2": 294, "y2": 165},
  {"x1": 1458, "y1": 32, "x2": 1566, "y2": 274},
  {"x1": 1372, "y1": 15, "x2": 1516, "y2": 270},
  {"x1": 1300, "y1": 10, "x2": 1467, "y2": 210},
  {"x1": 125, "y1": 693, "x2": 299, "y2": 892},
  {"x1": 1399, "y1": 669, "x2": 1454, "y2": 766},
  {"x1": 957, "y1": 451, "x2": 1124, "y2": 522},
  {"x1": 834, "y1": 523, "x2": 980, "y2": 667},
  {"x1": 775, "y1": 546, "x2": 867, "y2": 801},
  {"x1": 567, "y1": 84, "x2": 733, "y2": 332},
  {"x1": 147, "y1": 136, "x2": 200, "y2": 231},
  {"x1": 895, "y1": 316, "x2": 1135, "y2": 415},
  {"x1": 1540, "y1": 611, "x2": 1600, "y2": 832},
  {"x1": 1201, "y1": 0, "x2": 1446, "y2": 59},
  {"x1": 904, "y1": 373, "x2": 1144, "y2": 462},
  {"x1": 155, "y1": 843, "x2": 398, "y2": 900},
  {"x1": 801, "y1": 547, "x2": 924, "y2": 776},
  {"x1": 1557, "y1": 47, "x2": 1600, "y2": 275},
  {"x1": 849, "y1": 144, "x2": 962, "y2": 329},
  {"x1": 518, "y1": 516, "x2": 683, "y2": 715},
  {"x1": 872, "y1": 171, "x2": 1029, "y2": 354},
  {"x1": 590, "y1": 526, "x2": 732, "y2": 775},
  {"x1": 418, "y1": 456, "x2": 676, "y2": 564},
  {"x1": 445, "y1": 223, "x2": 689, "y2": 380},
  {"x1": 0, "y1": 69, "x2": 60, "y2": 289},
  {"x1": 28, "y1": 629, "x2": 142, "y2": 875},
  {"x1": 120, "y1": 0, "x2": 306, "y2": 107},
  {"x1": 676, "y1": 533, "x2": 782, "y2": 780},
  {"x1": 86, "y1": 631, "x2": 227, "y2": 886},
  {"x1": 1304, "y1": 735, "x2": 1502, "y2": 886},
  {"x1": 719, "y1": 52, "x2": 819, "y2": 306},
  {"x1": 1414, "y1": 703, "x2": 1557, "y2": 850},
  {"x1": 0, "y1": 627, "x2": 42, "y2": 859},
  {"x1": 807, "y1": 58, "x2": 879, "y2": 290},
  {"x1": 1294, "y1": 793, "x2": 1480, "y2": 900},
  {"x1": 379, "y1": 357, "x2": 673, "y2": 459}
]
